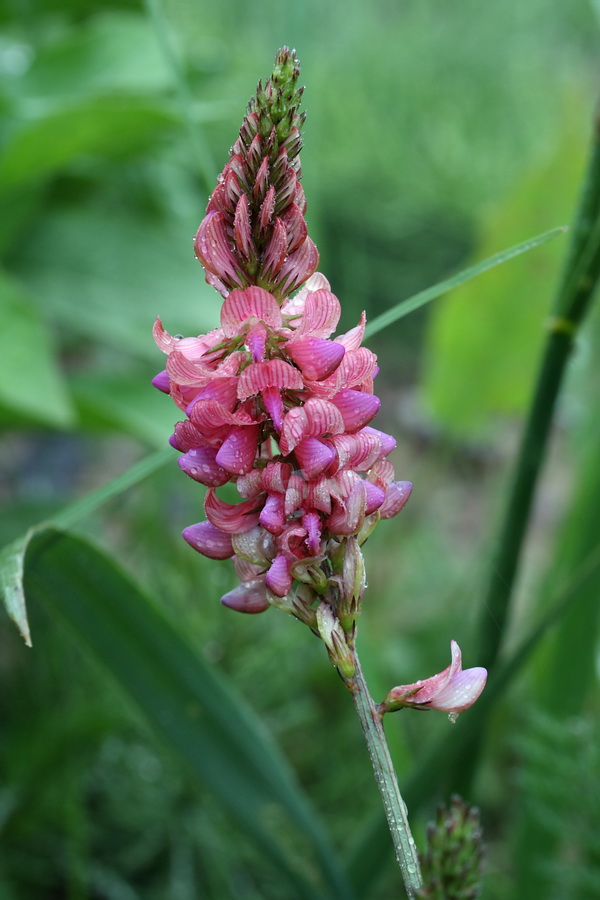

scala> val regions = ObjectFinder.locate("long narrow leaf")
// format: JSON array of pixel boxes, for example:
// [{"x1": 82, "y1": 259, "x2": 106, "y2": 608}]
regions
[
  {"x1": 364, "y1": 226, "x2": 566, "y2": 340},
  {"x1": 23, "y1": 527, "x2": 354, "y2": 900}
]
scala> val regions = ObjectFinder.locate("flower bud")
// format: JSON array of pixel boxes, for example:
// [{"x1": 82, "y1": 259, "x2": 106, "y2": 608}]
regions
[
  {"x1": 316, "y1": 602, "x2": 355, "y2": 678},
  {"x1": 339, "y1": 537, "x2": 365, "y2": 633}
]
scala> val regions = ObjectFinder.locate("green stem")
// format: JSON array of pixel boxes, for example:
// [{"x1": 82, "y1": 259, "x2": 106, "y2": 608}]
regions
[
  {"x1": 345, "y1": 650, "x2": 423, "y2": 898},
  {"x1": 477, "y1": 106, "x2": 600, "y2": 671}
]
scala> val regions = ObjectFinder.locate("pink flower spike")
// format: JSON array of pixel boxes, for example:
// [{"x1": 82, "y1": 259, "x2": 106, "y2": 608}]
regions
[
  {"x1": 182, "y1": 522, "x2": 233, "y2": 560},
  {"x1": 265, "y1": 554, "x2": 293, "y2": 597},
  {"x1": 220, "y1": 578, "x2": 270, "y2": 614},
  {"x1": 380, "y1": 481, "x2": 413, "y2": 519},
  {"x1": 382, "y1": 641, "x2": 487, "y2": 719},
  {"x1": 215, "y1": 424, "x2": 261, "y2": 475},
  {"x1": 286, "y1": 337, "x2": 345, "y2": 381},
  {"x1": 178, "y1": 447, "x2": 231, "y2": 487},
  {"x1": 152, "y1": 369, "x2": 170, "y2": 393}
]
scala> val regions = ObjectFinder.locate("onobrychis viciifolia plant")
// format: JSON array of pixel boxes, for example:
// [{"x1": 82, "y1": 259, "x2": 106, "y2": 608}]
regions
[{"x1": 153, "y1": 48, "x2": 487, "y2": 898}]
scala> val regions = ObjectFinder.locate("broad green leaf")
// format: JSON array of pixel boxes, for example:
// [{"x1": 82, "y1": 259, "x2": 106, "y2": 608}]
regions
[
  {"x1": 421, "y1": 124, "x2": 586, "y2": 436},
  {"x1": 16, "y1": 206, "x2": 222, "y2": 361},
  {"x1": 0, "y1": 269, "x2": 74, "y2": 428},
  {"x1": 21, "y1": 528, "x2": 354, "y2": 900},
  {"x1": 364, "y1": 226, "x2": 566, "y2": 341},
  {"x1": 17, "y1": 13, "x2": 172, "y2": 100},
  {"x1": 0, "y1": 97, "x2": 179, "y2": 189},
  {"x1": 0, "y1": 447, "x2": 172, "y2": 643}
]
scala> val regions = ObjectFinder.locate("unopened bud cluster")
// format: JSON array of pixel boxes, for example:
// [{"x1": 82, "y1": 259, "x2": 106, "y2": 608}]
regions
[
  {"x1": 417, "y1": 796, "x2": 484, "y2": 900},
  {"x1": 153, "y1": 48, "x2": 411, "y2": 657}
]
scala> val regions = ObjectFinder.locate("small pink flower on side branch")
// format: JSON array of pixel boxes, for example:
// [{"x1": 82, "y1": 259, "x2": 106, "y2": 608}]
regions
[{"x1": 380, "y1": 640, "x2": 487, "y2": 722}]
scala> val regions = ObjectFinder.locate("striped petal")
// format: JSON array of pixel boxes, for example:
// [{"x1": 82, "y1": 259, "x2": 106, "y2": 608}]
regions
[
  {"x1": 204, "y1": 487, "x2": 264, "y2": 533},
  {"x1": 237, "y1": 359, "x2": 303, "y2": 400},
  {"x1": 380, "y1": 481, "x2": 413, "y2": 519},
  {"x1": 194, "y1": 211, "x2": 246, "y2": 289},
  {"x1": 221, "y1": 286, "x2": 282, "y2": 336},
  {"x1": 286, "y1": 337, "x2": 345, "y2": 381}
]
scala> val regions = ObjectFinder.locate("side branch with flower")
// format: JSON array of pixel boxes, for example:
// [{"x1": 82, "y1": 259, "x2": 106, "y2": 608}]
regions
[{"x1": 153, "y1": 48, "x2": 486, "y2": 899}]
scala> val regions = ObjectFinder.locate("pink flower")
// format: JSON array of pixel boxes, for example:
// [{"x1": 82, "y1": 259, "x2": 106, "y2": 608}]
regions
[{"x1": 381, "y1": 640, "x2": 487, "y2": 719}]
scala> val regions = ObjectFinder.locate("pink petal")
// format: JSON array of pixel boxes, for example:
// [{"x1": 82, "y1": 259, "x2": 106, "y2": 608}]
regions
[
  {"x1": 245, "y1": 322, "x2": 267, "y2": 362},
  {"x1": 182, "y1": 522, "x2": 233, "y2": 559},
  {"x1": 252, "y1": 156, "x2": 270, "y2": 203},
  {"x1": 258, "y1": 185, "x2": 276, "y2": 232},
  {"x1": 302, "y1": 511, "x2": 321, "y2": 555},
  {"x1": 362, "y1": 426, "x2": 397, "y2": 456},
  {"x1": 279, "y1": 407, "x2": 309, "y2": 455},
  {"x1": 261, "y1": 217, "x2": 288, "y2": 281},
  {"x1": 215, "y1": 424, "x2": 261, "y2": 474},
  {"x1": 281, "y1": 202, "x2": 308, "y2": 253},
  {"x1": 220, "y1": 577, "x2": 270, "y2": 614},
  {"x1": 235, "y1": 469, "x2": 265, "y2": 499},
  {"x1": 194, "y1": 211, "x2": 246, "y2": 289},
  {"x1": 233, "y1": 194, "x2": 254, "y2": 259},
  {"x1": 262, "y1": 462, "x2": 291, "y2": 493},
  {"x1": 286, "y1": 337, "x2": 345, "y2": 381},
  {"x1": 294, "y1": 437, "x2": 336, "y2": 480},
  {"x1": 220, "y1": 286, "x2": 282, "y2": 337},
  {"x1": 204, "y1": 488, "x2": 264, "y2": 534},
  {"x1": 284, "y1": 473, "x2": 304, "y2": 517},
  {"x1": 178, "y1": 447, "x2": 231, "y2": 486},
  {"x1": 187, "y1": 377, "x2": 238, "y2": 414},
  {"x1": 331, "y1": 389, "x2": 380, "y2": 432},
  {"x1": 291, "y1": 289, "x2": 341, "y2": 340},
  {"x1": 304, "y1": 476, "x2": 333, "y2": 514},
  {"x1": 153, "y1": 318, "x2": 179, "y2": 354},
  {"x1": 259, "y1": 493, "x2": 286, "y2": 534},
  {"x1": 265, "y1": 554, "x2": 293, "y2": 597},
  {"x1": 237, "y1": 359, "x2": 304, "y2": 400},
  {"x1": 261, "y1": 385, "x2": 284, "y2": 432},
  {"x1": 326, "y1": 481, "x2": 367, "y2": 535},
  {"x1": 430, "y1": 667, "x2": 487, "y2": 713},
  {"x1": 152, "y1": 369, "x2": 170, "y2": 393},
  {"x1": 335, "y1": 312, "x2": 367, "y2": 351},
  {"x1": 364, "y1": 481, "x2": 386, "y2": 515},
  {"x1": 274, "y1": 166, "x2": 297, "y2": 213},
  {"x1": 380, "y1": 481, "x2": 413, "y2": 519},
  {"x1": 275, "y1": 237, "x2": 319, "y2": 296}
]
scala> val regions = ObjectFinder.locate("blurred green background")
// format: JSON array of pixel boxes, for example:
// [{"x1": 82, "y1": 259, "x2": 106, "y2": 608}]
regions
[{"x1": 1, "y1": 0, "x2": 600, "y2": 897}]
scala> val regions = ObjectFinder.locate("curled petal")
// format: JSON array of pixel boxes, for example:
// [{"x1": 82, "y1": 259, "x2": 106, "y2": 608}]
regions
[
  {"x1": 204, "y1": 487, "x2": 265, "y2": 534},
  {"x1": 335, "y1": 312, "x2": 366, "y2": 351},
  {"x1": 302, "y1": 511, "x2": 321, "y2": 556},
  {"x1": 182, "y1": 522, "x2": 233, "y2": 560},
  {"x1": 286, "y1": 337, "x2": 345, "y2": 381},
  {"x1": 331, "y1": 389, "x2": 380, "y2": 432},
  {"x1": 294, "y1": 437, "x2": 336, "y2": 480},
  {"x1": 380, "y1": 481, "x2": 413, "y2": 519},
  {"x1": 153, "y1": 318, "x2": 179, "y2": 354},
  {"x1": 279, "y1": 407, "x2": 308, "y2": 455},
  {"x1": 215, "y1": 424, "x2": 261, "y2": 474},
  {"x1": 265, "y1": 554, "x2": 293, "y2": 597},
  {"x1": 284, "y1": 473, "x2": 304, "y2": 517},
  {"x1": 262, "y1": 461, "x2": 292, "y2": 494},
  {"x1": 220, "y1": 578, "x2": 270, "y2": 614},
  {"x1": 367, "y1": 458, "x2": 396, "y2": 488},
  {"x1": 326, "y1": 481, "x2": 367, "y2": 535},
  {"x1": 304, "y1": 476, "x2": 333, "y2": 514},
  {"x1": 178, "y1": 447, "x2": 231, "y2": 486},
  {"x1": 237, "y1": 359, "x2": 303, "y2": 400}
]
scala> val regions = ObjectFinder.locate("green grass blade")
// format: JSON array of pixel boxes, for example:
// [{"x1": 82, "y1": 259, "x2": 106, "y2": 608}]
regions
[
  {"x1": 364, "y1": 226, "x2": 567, "y2": 340},
  {"x1": 22, "y1": 527, "x2": 354, "y2": 900}
]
